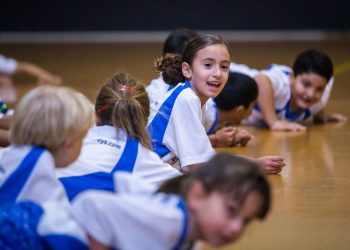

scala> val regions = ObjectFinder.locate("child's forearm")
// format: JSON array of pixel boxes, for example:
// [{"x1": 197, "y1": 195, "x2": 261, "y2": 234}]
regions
[{"x1": 254, "y1": 74, "x2": 278, "y2": 128}]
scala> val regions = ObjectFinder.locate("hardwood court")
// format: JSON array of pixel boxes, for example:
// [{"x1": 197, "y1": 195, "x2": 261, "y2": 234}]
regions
[{"x1": 1, "y1": 39, "x2": 350, "y2": 249}]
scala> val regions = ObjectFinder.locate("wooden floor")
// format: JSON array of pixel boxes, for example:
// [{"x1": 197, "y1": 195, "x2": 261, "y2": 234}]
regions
[{"x1": 1, "y1": 39, "x2": 350, "y2": 249}]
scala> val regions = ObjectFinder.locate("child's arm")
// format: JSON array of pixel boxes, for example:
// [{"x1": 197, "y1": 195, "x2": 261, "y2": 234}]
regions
[
  {"x1": 255, "y1": 74, "x2": 306, "y2": 131},
  {"x1": 15, "y1": 61, "x2": 62, "y2": 85},
  {"x1": 313, "y1": 110, "x2": 348, "y2": 123}
]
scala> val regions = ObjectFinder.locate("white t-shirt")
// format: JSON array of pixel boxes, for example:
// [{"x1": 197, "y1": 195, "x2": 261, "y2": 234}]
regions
[
  {"x1": 38, "y1": 202, "x2": 88, "y2": 249},
  {"x1": 57, "y1": 125, "x2": 181, "y2": 200},
  {"x1": 0, "y1": 145, "x2": 69, "y2": 206},
  {"x1": 243, "y1": 64, "x2": 334, "y2": 126},
  {"x1": 147, "y1": 81, "x2": 215, "y2": 171},
  {"x1": 0, "y1": 55, "x2": 17, "y2": 74},
  {"x1": 146, "y1": 74, "x2": 173, "y2": 114},
  {"x1": 72, "y1": 189, "x2": 193, "y2": 250}
]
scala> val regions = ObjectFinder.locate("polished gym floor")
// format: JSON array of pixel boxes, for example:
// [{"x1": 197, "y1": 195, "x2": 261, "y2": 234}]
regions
[{"x1": 1, "y1": 38, "x2": 349, "y2": 250}]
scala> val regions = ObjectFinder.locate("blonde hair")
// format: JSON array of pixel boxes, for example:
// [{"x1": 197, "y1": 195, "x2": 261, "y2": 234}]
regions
[
  {"x1": 10, "y1": 86, "x2": 94, "y2": 151},
  {"x1": 95, "y1": 72, "x2": 151, "y2": 149}
]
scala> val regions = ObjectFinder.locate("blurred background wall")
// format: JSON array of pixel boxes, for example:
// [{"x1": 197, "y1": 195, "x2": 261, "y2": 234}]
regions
[{"x1": 1, "y1": 0, "x2": 350, "y2": 42}]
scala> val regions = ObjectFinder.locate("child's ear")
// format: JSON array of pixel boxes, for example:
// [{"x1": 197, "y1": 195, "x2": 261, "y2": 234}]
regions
[
  {"x1": 236, "y1": 105, "x2": 245, "y2": 114},
  {"x1": 61, "y1": 138, "x2": 74, "y2": 151},
  {"x1": 182, "y1": 62, "x2": 192, "y2": 79},
  {"x1": 186, "y1": 181, "x2": 206, "y2": 211}
]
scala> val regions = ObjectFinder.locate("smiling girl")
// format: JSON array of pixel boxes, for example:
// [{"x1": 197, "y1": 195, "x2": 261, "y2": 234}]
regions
[{"x1": 148, "y1": 34, "x2": 284, "y2": 174}]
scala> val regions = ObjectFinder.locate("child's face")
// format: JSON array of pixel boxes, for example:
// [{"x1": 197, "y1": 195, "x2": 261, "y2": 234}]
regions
[
  {"x1": 189, "y1": 184, "x2": 263, "y2": 246},
  {"x1": 183, "y1": 44, "x2": 230, "y2": 104},
  {"x1": 290, "y1": 72, "x2": 328, "y2": 110}
]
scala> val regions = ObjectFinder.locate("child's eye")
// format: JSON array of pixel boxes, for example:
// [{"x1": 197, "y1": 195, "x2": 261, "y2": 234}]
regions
[
  {"x1": 204, "y1": 63, "x2": 212, "y2": 68},
  {"x1": 302, "y1": 82, "x2": 311, "y2": 88},
  {"x1": 221, "y1": 65, "x2": 229, "y2": 71}
]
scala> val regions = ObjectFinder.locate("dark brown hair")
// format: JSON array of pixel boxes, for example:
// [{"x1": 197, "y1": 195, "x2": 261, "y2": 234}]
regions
[
  {"x1": 154, "y1": 34, "x2": 230, "y2": 86},
  {"x1": 158, "y1": 153, "x2": 271, "y2": 219}
]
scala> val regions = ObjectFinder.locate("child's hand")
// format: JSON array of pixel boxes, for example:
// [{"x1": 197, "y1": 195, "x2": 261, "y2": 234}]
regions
[
  {"x1": 325, "y1": 113, "x2": 347, "y2": 123},
  {"x1": 232, "y1": 128, "x2": 253, "y2": 146},
  {"x1": 255, "y1": 156, "x2": 285, "y2": 175},
  {"x1": 271, "y1": 120, "x2": 306, "y2": 132},
  {"x1": 212, "y1": 126, "x2": 238, "y2": 147}
]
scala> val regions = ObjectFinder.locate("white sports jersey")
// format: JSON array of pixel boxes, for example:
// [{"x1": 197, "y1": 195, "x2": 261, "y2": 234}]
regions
[
  {"x1": 0, "y1": 201, "x2": 88, "y2": 250},
  {"x1": 146, "y1": 74, "x2": 173, "y2": 114},
  {"x1": 243, "y1": 64, "x2": 334, "y2": 126},
  {"x1": 0, "y1": 145, "x2": 69, "y2": 206},
  {"x1": 57, "y1": 125, "x2": 181, "y2": 200},
  {"x1": 0, "y1": 55, "x2": 17, "y2": 74},
  {"x1": 147, "y1": 81, "x2": 215, "y2": 171},
  {"x1": 229, "y1": 62, "x2": 259, "y2": 78},
  {"x1": 204, "y1": 62, "x2": 259, "y2": 134},
  {"x1": 72, "y1": 189, "x2": 194, "y2": 250}
]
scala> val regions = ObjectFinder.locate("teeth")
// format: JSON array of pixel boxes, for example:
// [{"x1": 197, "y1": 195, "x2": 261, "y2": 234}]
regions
[{"x1": 208, "y1": 82, "x2": 220, "y2": 87}]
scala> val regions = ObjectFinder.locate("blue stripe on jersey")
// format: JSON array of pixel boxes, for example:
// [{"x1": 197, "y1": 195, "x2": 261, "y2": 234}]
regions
[
  {"x1": 278, "y1": 100, "x2": 311, "y2": 121},
  {"x1": 265, "y1": 64, "x2": 290, "y2": 76},
  {"x1": 206, "y1": 102, "x2": 219, "y2": 135},
  {"x1": 172, "y1": 199, "x2": 191, "y2": 250},
  {"x1": 148, "y1": 81, "x2": 191, "y2": 157},
  {"x1": 0, "y1": 147, "x2": 44, "y2": 204},
  {"x1": 0, "y1": 201, "x2": 44, "y2": 250},
  {"x1": 60, "y1": 137, "x2": 139, "y2": 201},
  {"x1": 42, "y1": 235, "x2": 88, "y2": 250}
]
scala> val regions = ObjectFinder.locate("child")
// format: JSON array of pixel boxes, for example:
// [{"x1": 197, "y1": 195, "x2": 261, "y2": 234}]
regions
[
  {"x1": 0, "y1": 54, "x2": 63, "y2": 146},
  {"x1": 146, "y1": 29, "x2": 257, "y2": 148},
  {"x1": 71, "y1": 153, "x2": 271, "y2": 250},
  {"x1": 148, "y1": 34, "x2": 285, "y2": 174},
  {"x1": 57, "y1": 72, "x2": 181, "y2": 201},
  {"x1": 0, "y1": 172, "x2": 156, "y2": 250},
  {"x1": 243, "y1": 49, "x2": 347, "y2": 131},
  {"x1": 206, "y1": 71, "x2": 259, "y2": 147},
  {"x1": 0, "y1": 85, "x2": 94, "y2": 205},
  {"x1": 146, "y1": 28, "x2": 199, "y2": 106}
]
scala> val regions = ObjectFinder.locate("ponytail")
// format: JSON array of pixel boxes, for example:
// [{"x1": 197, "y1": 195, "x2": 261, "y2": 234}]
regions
[
  {"x1": 154, "y1": 53, "x2": 185, "y2": 85},
  {"x1": 112, "y1": 98, "x2": 151, "y2": 149},
  {"x1": 95, "y1": 72, "x2": 151, "y2": 149}
]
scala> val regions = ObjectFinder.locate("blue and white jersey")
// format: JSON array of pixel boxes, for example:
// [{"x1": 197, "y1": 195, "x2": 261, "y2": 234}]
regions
[
  {"x1": 146, "y1": 74, "x2": 173, "y2": 115},
  {"x1": 0, "y1": 55, "x2": 17, "y2": 75},
  {"x1": 72, "y1": 187, "x2": 193, "y2": 250},
  {"x1": 0, "y1": 145, "x2": 69, "y2": 206},
  {"x1": 0, "y1": 201, "x2": 88, "y2": 250},
  {"x1": 147, "y1": 81, "x2": 215, "y2": 171},
  {"x1": 57, "y1": 125, "x2": 181, "y2": 201},
  {"x1": 243, "y1": 64, "x2": 334, "y2": 126},
  {"x1": 229, "y1": 62, "x2": 259, "y2": 78}
]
